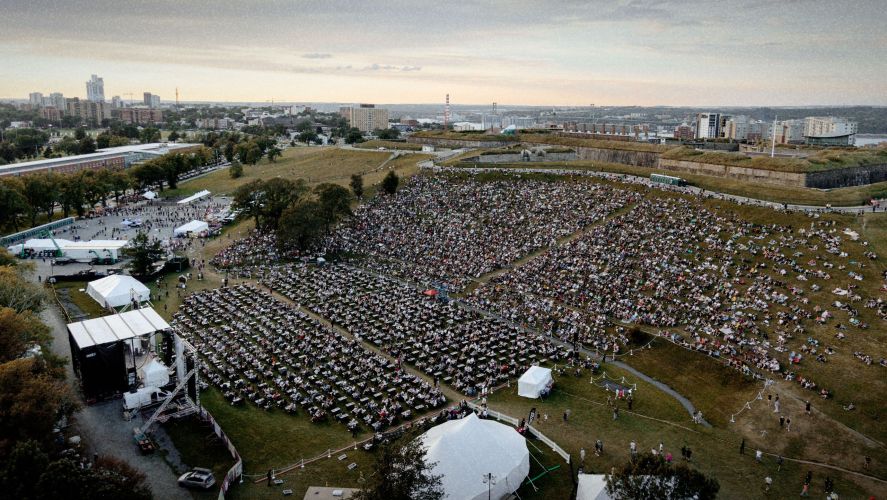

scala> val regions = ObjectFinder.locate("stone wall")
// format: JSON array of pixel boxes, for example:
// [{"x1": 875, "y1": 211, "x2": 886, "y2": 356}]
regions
[
  {"x1": 575, "y1": 146, "x2": 660, "y2": 167},
  {"x1": 406, "y1": 136, "x2": 513, "y2": 148},
  {"x1": 476, "y1": 152, "x2": 578, "y2": 163},
  {"x1": 805, "y1": 164, "x2": 887, "y2": 188},
  {"x1": 658, "y1": 159, "x2": 807, "y2": 187}
]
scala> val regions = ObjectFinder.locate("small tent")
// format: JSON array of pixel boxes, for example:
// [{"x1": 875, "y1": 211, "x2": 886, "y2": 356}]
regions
[
  {"x1": 420, "y1": 413, "x2": 529, "y2": 500},
  {"x1": 86, "y1": 275, "x2": 151, "y2": 309},
  {"x1": 139, "y1": 358, "x2": 170, "y2": 388},
  {"x1": 518, "y1": 366, "x2": 553, "y2": 399},
  {"x1": 173, "y1": 220, "x2": 209, "y2": 237},
  {"x1": 142, "y1": 190, "x2": 157, "y2": 200},
  {"x1": 577, "y1": 474, "x2": 612, "y2": 500}
]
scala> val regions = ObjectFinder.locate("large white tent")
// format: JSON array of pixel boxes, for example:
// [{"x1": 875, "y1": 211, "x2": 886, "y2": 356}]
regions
[
  {"x1": 139, "y1": 358, "x2": 170, "y2": 388},
  {"x1": 577, "y1": 474, "x2": 612, "y2": 500},
  {"x1": 86, "y1": 275, "x2": 151, "y2": 309},
  {"x1": 173, "y1": 220, "x2": 209, "y2": 237},
  {"x1": 518, "y1": 366, "x2": 553, "y2": 399},
  {"x1": 420, "y1": 413, "x2": 529, "y2": 500},
  {"x1": 177, "y1": 189, "x2": 211, "y2": 205}
]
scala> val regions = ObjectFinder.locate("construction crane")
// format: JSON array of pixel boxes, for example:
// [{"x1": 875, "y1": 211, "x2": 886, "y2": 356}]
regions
[{"x1": 20, "y1": 229, "x2": 63, "y2": 258}]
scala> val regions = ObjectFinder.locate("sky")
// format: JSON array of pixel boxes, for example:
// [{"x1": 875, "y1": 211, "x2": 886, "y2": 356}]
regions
[{"x1": 1, "y1": 0, "x2": 885, "y2": 106}]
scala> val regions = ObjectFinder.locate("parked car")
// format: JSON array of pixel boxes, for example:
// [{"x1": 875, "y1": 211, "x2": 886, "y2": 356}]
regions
[{"x1": 177, "y1": 468, "x2": 216, "y2": 490}]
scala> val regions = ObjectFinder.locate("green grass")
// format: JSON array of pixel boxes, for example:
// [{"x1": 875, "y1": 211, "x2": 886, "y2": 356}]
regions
[
  {"x1": 662, "y1": 145, "x2": 887, "y2": 173},
  {"x1": 163, "y1": 416, "x2": 235, "y2": 500},
  {"x1": 51, "y1": 280, "x2": 109, "y2": 319}
]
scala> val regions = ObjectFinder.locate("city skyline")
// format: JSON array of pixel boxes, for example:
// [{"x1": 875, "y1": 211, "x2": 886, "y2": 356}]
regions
[{"x1": 2, "y1": 0, "x2": 886, "y2": 106}]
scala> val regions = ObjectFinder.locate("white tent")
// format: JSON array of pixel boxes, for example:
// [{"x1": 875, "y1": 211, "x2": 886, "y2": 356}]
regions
[
  {"x1": 173, "y1": 220, "x2": 209, "y2": 237},
  {"x1": 86, "y1": 275, "x2": 151, "y2": 309},
  {"x1": 577, "y1": 474, "x2": 612, "y2": 500},
  {"x1": 177, "y1": 189, "x2": 211, "y2": 205},
  {"x1": 139, "y1": 358, "x2": 170, "y2": 388},
  {"x1": 518, "y1": 366, "x2": 553, "y2": 399},
  {"x1": 142, "y1": 190, "x2": 157, "y2": 200},
  {"x1": 420, "y1": 413, "x2": 529, "y2": 500}
]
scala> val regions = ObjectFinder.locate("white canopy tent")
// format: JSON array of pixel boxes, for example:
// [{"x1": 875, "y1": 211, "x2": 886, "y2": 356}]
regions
[
  {"x1": 177, "y1": 189, "x2": 211, "y2": 205},
  {"x1": 139, "y1": 358, "x2": 170, "y2": 388},
  {"x1": 420, "y1": 413, "x2": 529, "y2": 500},
  {"x1": 142, "y1": 190, "x2": 157, "y2": 200},
  {"x1": 577, "y1": 474, "x2": 612, "y2": 500},
  {"x1": 86, "y1": 275, "x2": 151, "y2": 309},
  {"x1": 174, "y1": 220, "x2": 209, "y2": 237},
  {"x1": 67, "y1": 307, "x2": 170, "y2": 349},
  {"x1": 518, "y1": 366, "x2": 553, "y2": 399}
]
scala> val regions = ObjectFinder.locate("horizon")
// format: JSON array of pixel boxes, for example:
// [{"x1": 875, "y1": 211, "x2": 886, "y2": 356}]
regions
[{"x1": 2, "y1": 0, "x2": 886, "y2": 107}]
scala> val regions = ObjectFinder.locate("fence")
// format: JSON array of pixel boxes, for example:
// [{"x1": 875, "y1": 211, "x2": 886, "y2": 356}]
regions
[
  {"x1": 194, "y1": 407, "x2": 242, "y2": 500},
  {"x1": 466, "y1": 402, "x2": 571, "y2": 464},
  {"x1": 0, "y1": 217, "x2": 75, "y2": 246}
]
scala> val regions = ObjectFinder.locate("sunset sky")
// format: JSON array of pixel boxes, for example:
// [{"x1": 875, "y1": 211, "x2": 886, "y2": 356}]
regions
[{"x1": 2, "y1": 0, "x2": 885, "y2": 106}]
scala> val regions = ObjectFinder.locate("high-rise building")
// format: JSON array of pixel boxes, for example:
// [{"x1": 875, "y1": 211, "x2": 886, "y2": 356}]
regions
[
  {"x1": 29, "y1": 92, "x2": 44, "y2": 108},
  {"x1": 40, "y1": 107, "x2": 62, "y2": 123},
  {"x1": 50, "y1": 92, "x2": 66, "y2": 110},
  {"x1": 673, "y1": 124, "x2": 694, "y2": 140},
  {"x1": 803, "y1": 116, "x2": 857, "y2": 146},
  {"x1": 86, "y1": 74, "x2": 105, "y2": 102},
  {"x1": 694, "y1": 112, "x2": 730, "y2": 139},
  {"x1": 115, "y1": 108, "x2": 163, "y2": 125},
  {"x1": 66, "y1": 98, "x2": 111, "y2": 126},
  {"x1": 111, "y1": 96, "x2": 122, "y2": 108},
  {"x1": 151, "y1": 95, "x2": 161, "y2": 109},
  {"x1": 143, "y1": 92, "x2": 161, "y2": 108},
  {"x1": 339, "y1": 104, "x2": 389, "y2": 132}
]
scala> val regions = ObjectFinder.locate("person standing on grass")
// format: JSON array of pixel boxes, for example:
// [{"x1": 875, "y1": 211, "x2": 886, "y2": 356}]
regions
[
  {"x1": 580, "y1": 447, "x2": 586, "y2": 464},
  {"x1": 800, "y1": 482, "x2": 809, "y2": 497},
  {"x1": 786, "y1": 417, "x2": 791, "y2": 431},
  {"x1": 613, "y1": 407, "x2": 619, "y2": 420},
  {"x1": 780, "y1": 416, "x2": 785, "y2": 428},
  {"x1": 774, "y1": 394, "x2": 781, "y2": 413},
  {"x1": 805, "y1": 400, "x2": 811, "y2": 416}
]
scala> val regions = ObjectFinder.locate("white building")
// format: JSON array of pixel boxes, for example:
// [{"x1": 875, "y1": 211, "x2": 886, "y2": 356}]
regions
[
  {"x1": 803, "y1": 116, "x2": 857, "y2": 146},
  {"x1": 694, "y1": 112, "x2": 730, "y2": 139},
  {"x1": 86, "y1": 74, "x2": 105, "y2": 102},
  {"x1": 724, "y1": 115, "x2": 749, "y2": 140},
  {"x1": 111, "y1": 96, "x2": 123, "y2": 108},
  {"x1": 50, "y1": 92, "x2": 66, "y2": 110},
  {"x1": 29, "y1": 92, "x2": 44, "y2": 108},
  {"x1": 339, "y1": 104, "x2": 389, "y2": 133}
]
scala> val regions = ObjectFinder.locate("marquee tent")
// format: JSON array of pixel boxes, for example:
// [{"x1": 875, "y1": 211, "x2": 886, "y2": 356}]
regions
[
  {"x1": 86, "y1": 275, "x2": 151, "y2": 309},
  {"x1": 174, "y1": 220, "x2": 209, "y2": 237},
  {"x1": 420, "y1": 413, "x2": 529, "y2": 500},
  {"x1": 577, "y1": 474, "x2": 612, "y2": 500},
  {"x1": 142, "y1": 190, "x2": 157, "y2": 200},
  {"x1": 177, "y1": 189, "x2": 211, "y2": 205},
  {"x1": 518, "y1": 366, "x2": 553, "y2": 399}
]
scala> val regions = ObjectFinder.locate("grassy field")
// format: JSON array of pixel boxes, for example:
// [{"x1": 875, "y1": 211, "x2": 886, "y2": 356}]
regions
[
  {"x1": 52, "y1": 280, "x2": 109, "y2": 319},
  {"x1": 411, "y1": 130, "x2": 667, "y2": 153},
  {"x1": 143, "y1": 165, "x2": 887, "y2": 499},
  {"x1": 662, "y1": 145, "x2": 887, "y2": 173},
  {"x1": 449, "y1": 159, "x2": 887, "y2": 206}
]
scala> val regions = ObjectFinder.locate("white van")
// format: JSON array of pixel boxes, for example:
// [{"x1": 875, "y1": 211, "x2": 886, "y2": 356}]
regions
[{"x1": 123, "y1": 387, "x2": 170, "y2": 411}]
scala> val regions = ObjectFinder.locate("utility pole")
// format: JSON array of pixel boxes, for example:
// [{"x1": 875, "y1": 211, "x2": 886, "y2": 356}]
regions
[
  {"x1": 482, "y1": 473, "x2": 496, "y2": 500},
  {"x1": 770, "y1": 114, "x2": 778, "y2": 158}
]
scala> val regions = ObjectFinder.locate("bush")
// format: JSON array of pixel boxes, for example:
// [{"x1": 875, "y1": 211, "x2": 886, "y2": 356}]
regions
[{"x1": 229, "y1": 161, "x2": 243, "y2": 179}]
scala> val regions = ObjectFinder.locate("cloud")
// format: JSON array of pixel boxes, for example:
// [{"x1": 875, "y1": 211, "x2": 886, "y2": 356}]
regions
[
  {"x1": 302, "y1": 53, "x2": 332, "y2": 59},
  {"x1": 363, "y1": 63, "x2": 422, "y2": 72}
]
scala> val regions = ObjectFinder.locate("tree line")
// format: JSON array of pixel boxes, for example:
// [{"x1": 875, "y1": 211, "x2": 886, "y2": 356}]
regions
[{"x1": 0, "y1": 145, "x2": 217, "y2": 232}]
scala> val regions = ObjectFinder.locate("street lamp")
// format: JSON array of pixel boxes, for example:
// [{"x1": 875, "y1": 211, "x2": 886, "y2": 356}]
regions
[{"x1": 482, "y1": 473, "x2": 497, "y2": 500}]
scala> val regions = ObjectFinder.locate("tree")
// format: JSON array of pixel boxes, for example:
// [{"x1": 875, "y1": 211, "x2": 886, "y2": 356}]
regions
[
  {"x1": 0, "y1": 266, "x2": 44, "y2": 314},
  {"x1": 299, "y1": 130, "x2": 318, "y2": 144},
  {"x1": 42, "y1": 145, "x2": 53, "y2": 158},
  {"x1": 381, "y1": 171, "x2": 400, "y2": 195},
  {"x1": 314, "y1": 183, "x2": 353, "y2": 231},
  {"x1": 353, "y1": 439, "x2": 443, "y2": 500},
  {"x1": 22, "y1": 174, "x2": 55, "y2": 226},
  {"x1": 350, "y1": 174, "x2": 364, "y2": 199},
  {"x1": 606, "y1": 453, "x2": 720, "y2": 500},
  {"x1": 139, "y1": 127, "x2": 161, "y2": 144},
  {"x1": 0, "y1": 179, "x2": 28, "y2": 231},
  {"x1": 344, "y1": 127, "x2": 365, "y2": 144},
  {"x1": 229, "y1": 160, "x2": 244, "y2": 179},
  {"x1": 79, "y1": 136, "x2": 97, "y2": 154},
  {"x1": 58, "y1": 174, "x2": 86, "y2": 217},
  {"x1": 375, "y1": 127, "x2": 401, "y2": 140},
  {"x1": 0, "y1": 439, "x2": 50, "y2": 500},
  {"x1": 126, "y1": 232, "x2": 164, "y2": 277},
  {"x1": 277, "y1": 200, "x2": 325, "y2": 253},
  {"x1": 168, "y1": 131, "x2": 180, "y2": 142},
  {"x1": 236, "y1": 141, "x2": 262, "y2": 165},
  {"x1": 74, "y1": 128, "x2": 87, "y2": 140},
  {"x1": 0, "y1": 308, "x2": 51, "y2": 363},
  {"x1": 232, "y1": 179, "x2": 266, "y2": 227},
  {"x1": 262, "y1": 177, "x2": 307, "y2": 230},
  {"x1": 267, "y1": 146, "x2": 282, "y2": 162},
  {"x1": 0, "y1": 357, "x2": 77, "y2": 453}
]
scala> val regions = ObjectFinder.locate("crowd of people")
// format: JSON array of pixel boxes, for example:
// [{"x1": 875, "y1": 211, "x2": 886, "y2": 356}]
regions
[
  {"x1": 260, "y1": 263, "x2": 571, "y2": 396},
  {"x1": 466, "y1": 195, "x2": 883, "y2": 393},
  {"x1": 173, "y1": 284, "x2": 446, "y2": 433},
  {"x1": 327, "y1": 174, "x2": 636, "y2": 291}
]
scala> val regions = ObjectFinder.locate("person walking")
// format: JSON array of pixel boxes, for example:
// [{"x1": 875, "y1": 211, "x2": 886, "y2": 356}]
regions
[
  {"x1": 786, "y1": 417, "x2": 792, "y2": 431},
  {"x1": 613, "y1": 407, "x2": 619, "y2": 420},
  {"x1": 780, "y1": 416, "x2": 785, "y2": 428},
  {"x1": 740, "y1": 438, "x2": 746, "y2": 455},
  {"x1": 595, "y1": 439, "x2": 603, "y2": 456},
  {"x1": 580, "y1": 447, "x2": 586, "y2": 464},
  {"x1": 805, "y1": 400, "x2": 811, "y2": 416}
]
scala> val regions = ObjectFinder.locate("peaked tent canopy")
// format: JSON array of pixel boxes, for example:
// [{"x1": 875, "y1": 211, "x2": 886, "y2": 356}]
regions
[
  {"x1": 139, "y1": 358, "x2": 170, "y2": 388},
  {"x1": 173, "y1": 220, "x2": 209, "y2": 237},
  {"x1": 86, "y1": 274, "x2": 151, "y2": 309},
  {"x1": 420, "y1": 413, "x2": 529, "y2": 500},
  {"x1": 518, "y1": 366, "x2": 553, "y2": 399}
]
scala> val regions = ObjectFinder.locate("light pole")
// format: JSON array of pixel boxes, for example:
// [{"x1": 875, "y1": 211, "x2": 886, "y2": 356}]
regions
[{"x1": 482, "y1": 473, "x2": 497, "y2": 500}]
